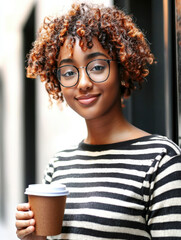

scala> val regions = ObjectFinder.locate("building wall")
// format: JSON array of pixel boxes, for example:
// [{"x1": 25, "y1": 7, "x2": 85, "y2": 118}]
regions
[
  {"x1": 0, "y1": 1, "x2": 35, "y2": 238},
  {"x1": 0, "y1": 0, "x2": 112, "y2": 239}
]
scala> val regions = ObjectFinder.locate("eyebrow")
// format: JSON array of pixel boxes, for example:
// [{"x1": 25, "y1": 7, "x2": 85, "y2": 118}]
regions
[
  {"x1": 58, "y1": 58, "x2": 74, "y2": 66},
  {"x1": 59, "y1": 52, "x2": 109, "y2": 66},
  {"x1": 85, "y1": 52, "x2": 109, "y2": 60}
]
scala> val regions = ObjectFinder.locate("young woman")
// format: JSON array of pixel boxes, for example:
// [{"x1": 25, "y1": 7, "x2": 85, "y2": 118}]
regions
[{"x1": 15, "y1": 3, "x2": 181, "y2": 240}]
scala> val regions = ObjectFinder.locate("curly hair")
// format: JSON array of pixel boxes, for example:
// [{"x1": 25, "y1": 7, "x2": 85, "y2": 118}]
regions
[{"x1": 27, "y1": 2, "x2": 154, "y2": 102}]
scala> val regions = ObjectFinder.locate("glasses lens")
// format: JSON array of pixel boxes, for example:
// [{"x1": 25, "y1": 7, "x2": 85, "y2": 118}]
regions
[
  {"x1": 57, "y1": 65, "x2": 78, "y2": 87},
  {"x1": 87, "y1": 59, "x2": 109, "y2": 82}
]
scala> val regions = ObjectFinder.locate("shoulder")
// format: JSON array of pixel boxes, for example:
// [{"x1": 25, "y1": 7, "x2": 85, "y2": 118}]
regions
[
  {"x1": 54, "y1": 142, "x2": 81, "y2": 156},
  {"x1": 142, "y1": 135, "x2": 181, "y2": 184},
  {"x1": 135, "y1": 134, "x2": 181, "y2": 157},
  {"x1": 149, "y1": 135, "x2": 181, "y2": 156},
  {"x1": 49, "y1": 142, "x2": 82, "y2": 164},
  {"x1": 43, "y1": 142, "x2": 81, "y2": 184},
  {"x1": 142, "y1": 136, "x2": 181, "y2": 201}
]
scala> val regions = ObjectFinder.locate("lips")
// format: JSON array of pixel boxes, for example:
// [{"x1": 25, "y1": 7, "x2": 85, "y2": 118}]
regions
[{"x1": 75, "y1": 94, "x2": 100, "y2": 105}]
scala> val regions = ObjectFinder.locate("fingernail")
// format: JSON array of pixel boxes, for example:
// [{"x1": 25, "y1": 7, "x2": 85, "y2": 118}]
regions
[
  {"x1": 29, "y1": 211, "x2": 33, "y2": 217},
  {"x1": 30, "y1": 219, "x2": 35, "y2": 225}
]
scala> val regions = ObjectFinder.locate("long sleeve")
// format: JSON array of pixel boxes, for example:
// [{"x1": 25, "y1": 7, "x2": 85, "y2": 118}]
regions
[{"x1": 145, "y1": 154, "x2": 181, "y2": 239}]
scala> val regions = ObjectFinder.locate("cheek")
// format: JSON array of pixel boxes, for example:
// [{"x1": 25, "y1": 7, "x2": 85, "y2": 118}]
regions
[
  {"x1": 61, "y1": 89, "x2": 80, "y2": 112},
  {"x1": 104, "y1": 75, "x2": 121, "y2": 95},
  {"x1": 109, "y1": 66, "x2": 121, "y2": 87},
  {"x1": 61, "y1": 89, "x2": 73, "y2": 104}
]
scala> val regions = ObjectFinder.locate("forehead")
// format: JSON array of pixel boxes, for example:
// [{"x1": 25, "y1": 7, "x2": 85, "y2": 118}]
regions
[{"x1": 58, "y1": 37, "x2": 110, "y2": 61}]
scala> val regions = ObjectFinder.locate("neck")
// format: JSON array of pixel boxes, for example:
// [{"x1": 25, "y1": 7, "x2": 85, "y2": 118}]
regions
[
  {"x1": 84, "y1": 106, "x2": 132, "y2": 145},
  {"x1": 84, "y1": 103, "x2": 150, "y2": 145}
]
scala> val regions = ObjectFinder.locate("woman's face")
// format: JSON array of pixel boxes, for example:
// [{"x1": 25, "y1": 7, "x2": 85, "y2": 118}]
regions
[{"x1": 57, "y1": 37, "x2": 121, "y2": 121}]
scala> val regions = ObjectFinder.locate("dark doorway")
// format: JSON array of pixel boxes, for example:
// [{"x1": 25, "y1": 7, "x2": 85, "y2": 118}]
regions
[
  {"x1": 23, "y1": 6, "x2": 36, "y2": 194},
  {"x1": 175, "y1": 0, "x2": 181, "y2": 146},
  {"x1": 114, "y1": 0, "x2": 178, "y2": 144}
]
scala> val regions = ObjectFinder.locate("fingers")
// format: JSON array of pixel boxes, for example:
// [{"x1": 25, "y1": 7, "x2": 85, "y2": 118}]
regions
[
  {"x1": 16, "y1": 209, "x2": 34, "y2": 220},
  {"x1": 15, "y1": 203, "x2": 35, "y2": 239},
  {"x1": 16, "y1": 202, "x2": 30, "y2": 211},
  {"x1": 16, "y1": 225, "x2": 35, "y2": 239},
  {"x1": 16, "y1": 202, "x2": 33, "y2": 221},
  {"x1": 16, "y1": 218, "x2": 35, "y2": 229}
]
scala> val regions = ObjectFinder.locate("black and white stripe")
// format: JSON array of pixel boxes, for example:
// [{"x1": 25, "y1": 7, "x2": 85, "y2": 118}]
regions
[{"x1": 44, "y1": 135, "x2": 181, "y2": 240}]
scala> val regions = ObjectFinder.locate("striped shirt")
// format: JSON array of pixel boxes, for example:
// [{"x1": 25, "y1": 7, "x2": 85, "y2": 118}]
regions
[{"x1": 43, "y1": 134, "x2": 181, "y2": 240}]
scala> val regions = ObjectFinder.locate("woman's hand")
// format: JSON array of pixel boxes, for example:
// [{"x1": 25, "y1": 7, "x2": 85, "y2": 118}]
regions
[{"x1": 15, "y1": 203, "x2": 46, "y2": 240}]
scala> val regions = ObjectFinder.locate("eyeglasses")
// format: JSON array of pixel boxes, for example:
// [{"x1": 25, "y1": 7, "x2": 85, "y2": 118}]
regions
[{"x1": 56, "y1": 59, "x2": 114, "y2": 88}]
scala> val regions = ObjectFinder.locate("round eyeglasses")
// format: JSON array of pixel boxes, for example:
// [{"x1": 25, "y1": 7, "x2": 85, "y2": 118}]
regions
[{"x1": 56, "y1": 59, "x2": 114, "y2": 87}]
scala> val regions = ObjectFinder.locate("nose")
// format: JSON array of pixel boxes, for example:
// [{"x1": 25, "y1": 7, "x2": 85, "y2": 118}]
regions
[{"x1": 77, "y1": 67, "x2": 93, "y2": 91}]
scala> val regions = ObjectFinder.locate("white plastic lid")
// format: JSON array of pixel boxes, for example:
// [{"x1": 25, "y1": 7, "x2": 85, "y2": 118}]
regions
[{"x1": 24, "y1": 184, "x2": 69, "y2": 197}]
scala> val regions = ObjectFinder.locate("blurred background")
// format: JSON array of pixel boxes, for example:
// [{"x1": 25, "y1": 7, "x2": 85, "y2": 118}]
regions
[{"x1": 0, "y1": 0, "x2": 180, "y2": 239}]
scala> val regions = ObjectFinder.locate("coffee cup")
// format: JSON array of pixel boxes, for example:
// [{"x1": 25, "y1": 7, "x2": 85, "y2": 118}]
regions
[{"x1": 25, "y1": 184, "x2": 69, "y2": 236}]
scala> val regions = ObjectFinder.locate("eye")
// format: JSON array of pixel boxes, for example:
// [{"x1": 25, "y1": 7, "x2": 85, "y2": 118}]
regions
[
  {"x1": 59, "y1": 66, "x2": 77, "y2": 79},
  {"x1": 62, "y1": 70, "x2": 76, "y2": 77},
  {"x1": 91, "y1": 65, "x2": 105, "y2": 72},
  {"x1": 88, "y1": 60, "x2": 108, "y2": 75}
]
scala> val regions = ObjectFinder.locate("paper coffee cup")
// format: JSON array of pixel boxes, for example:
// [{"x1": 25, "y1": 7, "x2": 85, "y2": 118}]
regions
[{"x1": 25, "y1": 184, "x2": 69, "y2": 236}]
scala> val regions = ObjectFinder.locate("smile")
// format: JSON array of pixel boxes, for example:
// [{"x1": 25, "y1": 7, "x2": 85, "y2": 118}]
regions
[{"x1": 75, "y1": 94, "x2": 100, "y2": 105}]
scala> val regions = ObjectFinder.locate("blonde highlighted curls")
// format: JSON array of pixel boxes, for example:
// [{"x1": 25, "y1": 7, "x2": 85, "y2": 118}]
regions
[{"x1": 27, "y1": 3, "x2": 155, "y2": 101}]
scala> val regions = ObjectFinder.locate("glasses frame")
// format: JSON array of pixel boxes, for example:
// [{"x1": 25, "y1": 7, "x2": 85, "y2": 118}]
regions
[{"x1": 57, "y1": 59, "x2": 115, "y2": 88}]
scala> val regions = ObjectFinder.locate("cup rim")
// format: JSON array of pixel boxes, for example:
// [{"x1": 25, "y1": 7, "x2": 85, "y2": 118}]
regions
[{"x1": 24, "y1": 183, "x2": 69, "y2": 197}]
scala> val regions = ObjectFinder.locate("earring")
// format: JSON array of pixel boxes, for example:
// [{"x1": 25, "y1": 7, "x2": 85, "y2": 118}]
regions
[
  {"x1": 121, "y1": 80, "x2": 129, "y2": 88},
  {"x1": 121, "y1": 97, "x2": 125, "y2": 108},
  {"x1": 121, "y1": 80, "x2": 126, "y2": 86}
]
